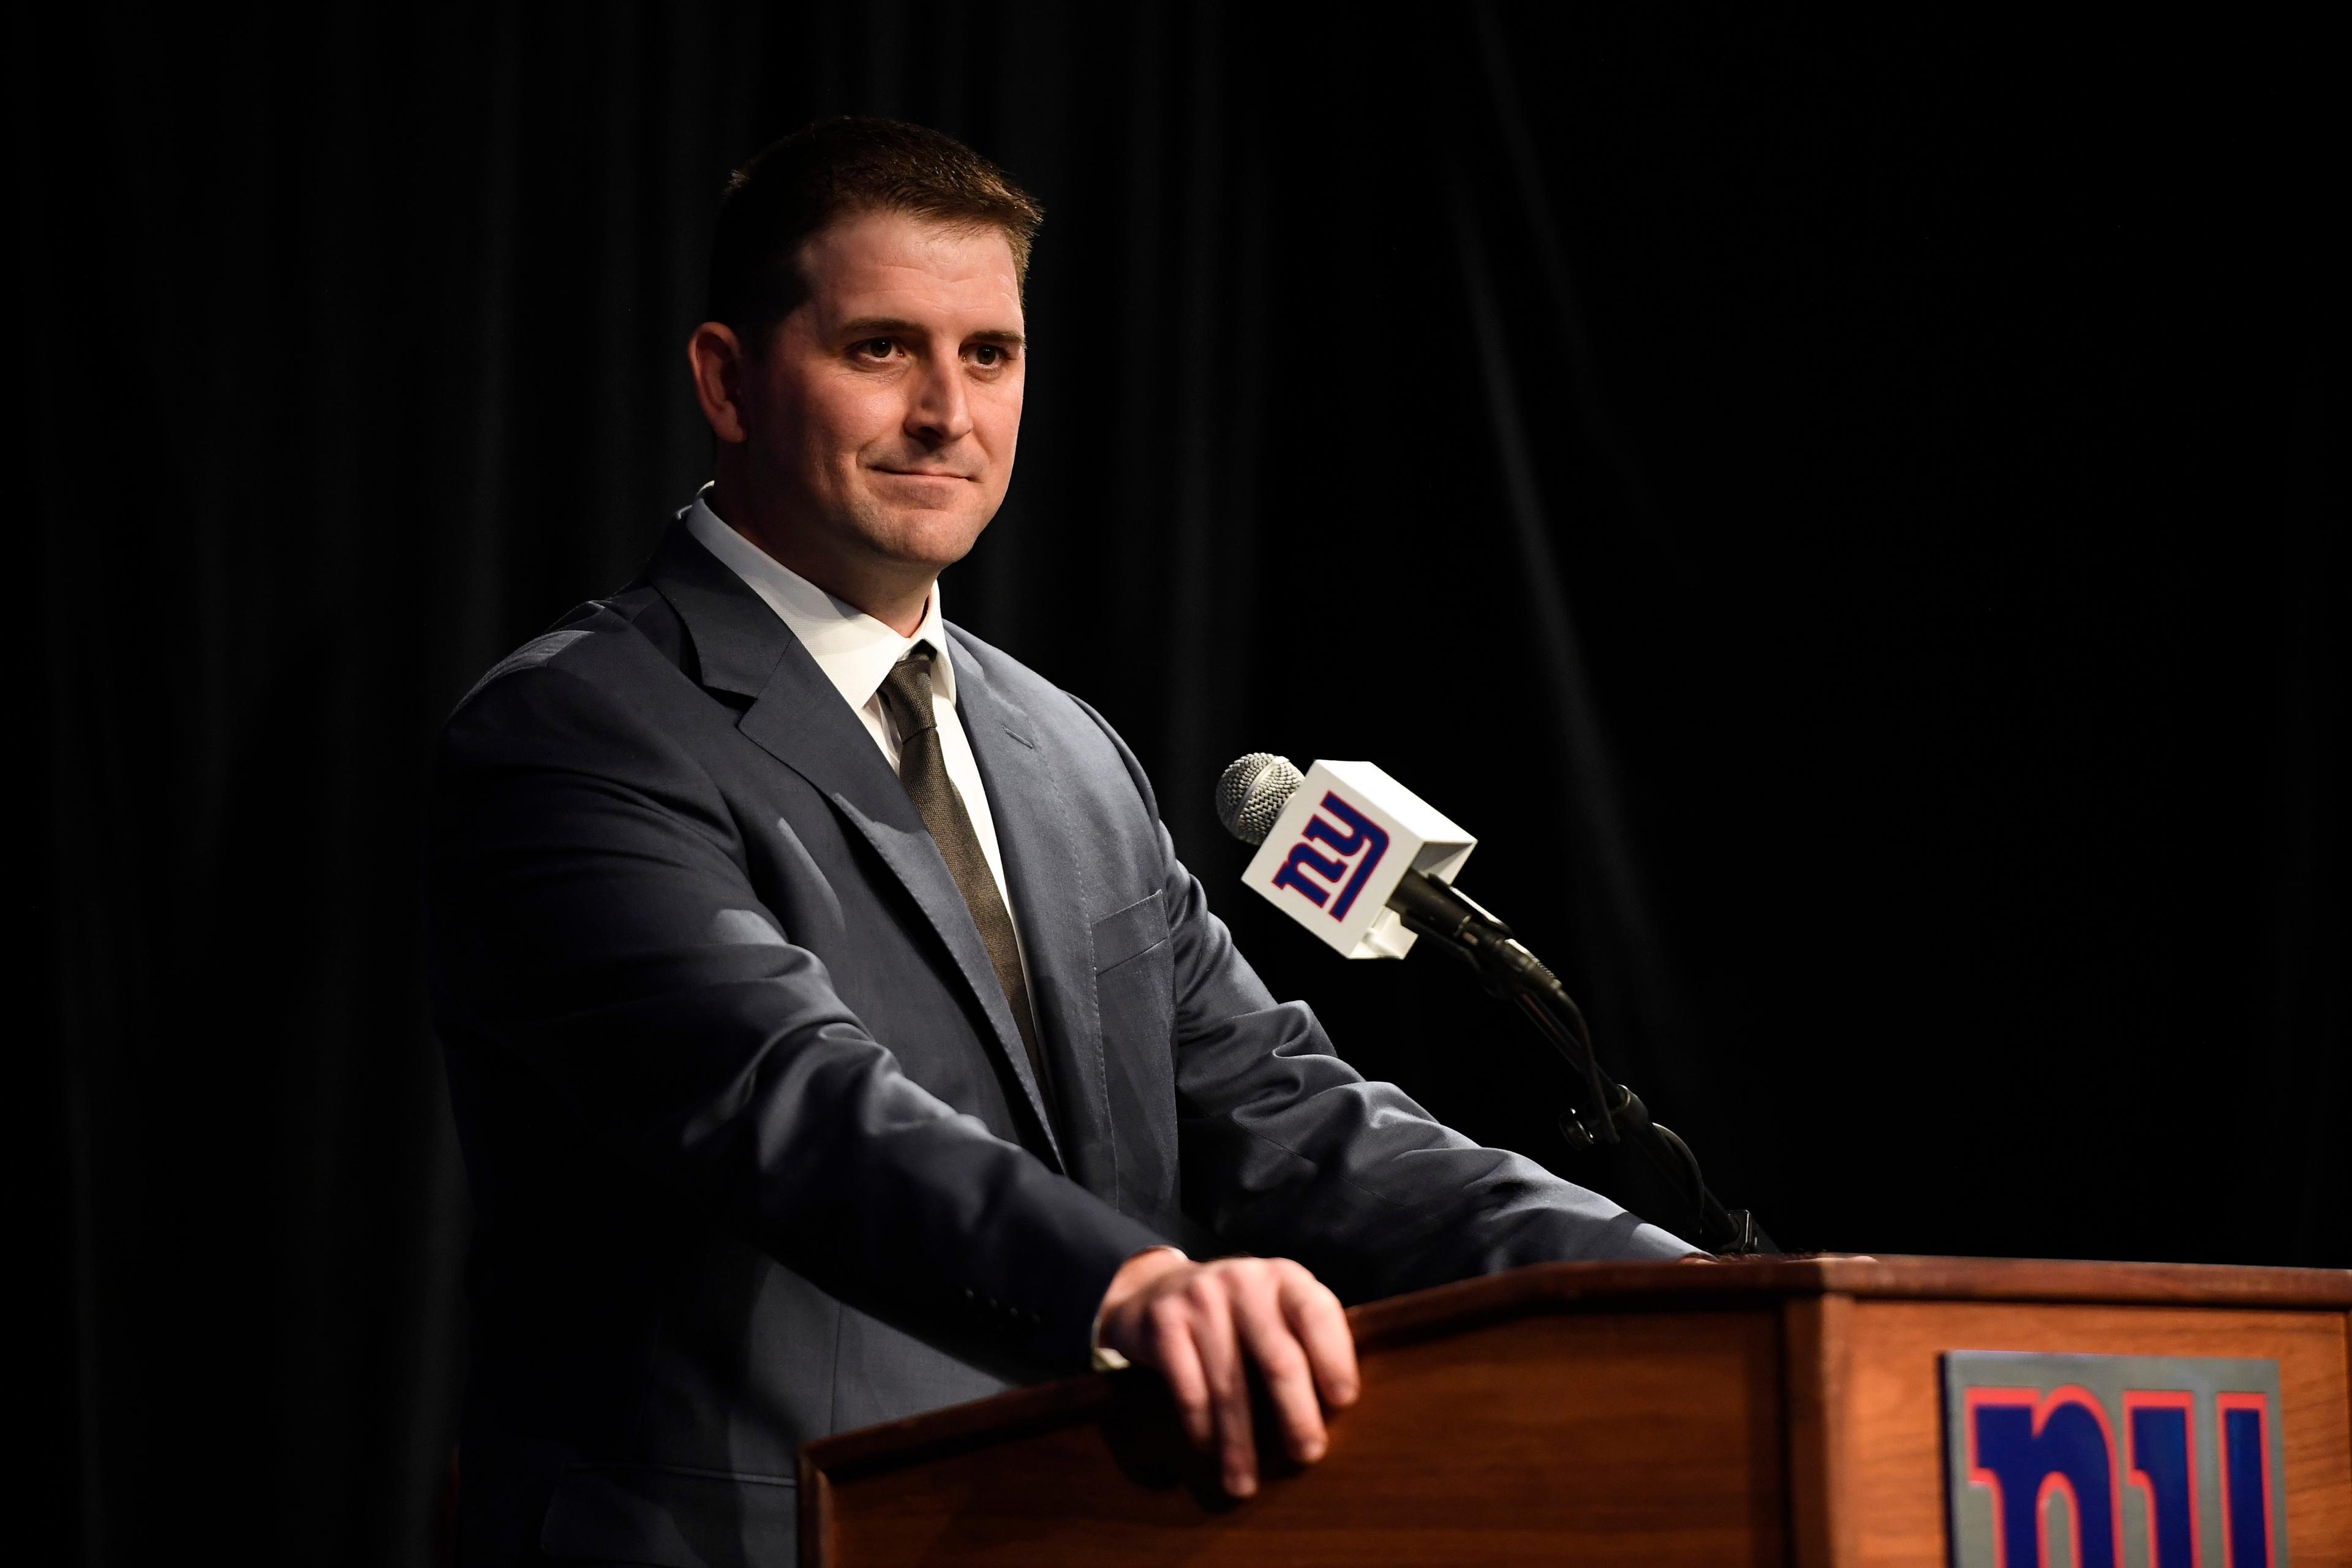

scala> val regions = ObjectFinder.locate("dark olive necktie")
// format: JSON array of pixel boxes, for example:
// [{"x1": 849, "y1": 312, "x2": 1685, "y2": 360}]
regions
[{"x1": 876, "y1": 647, "x2": 1055, "y2": 1125}]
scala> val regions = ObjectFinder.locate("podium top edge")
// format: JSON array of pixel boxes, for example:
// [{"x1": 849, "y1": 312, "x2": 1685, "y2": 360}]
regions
[{"x1": 1346, "y1": 1254, "x2": 2352, "y2": 1346}]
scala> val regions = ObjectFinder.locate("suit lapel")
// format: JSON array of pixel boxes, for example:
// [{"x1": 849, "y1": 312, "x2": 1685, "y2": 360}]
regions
[
  {"x1": 643, "y1": 527, "x2": 1065, "y2": 1170},
  {"x1": 948, "y1": 632, "x2": 1119, "y2": 1199}
]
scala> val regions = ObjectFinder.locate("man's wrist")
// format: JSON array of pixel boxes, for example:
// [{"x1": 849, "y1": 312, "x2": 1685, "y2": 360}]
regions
[{"x1": 1090, "y1": 1245, "x2": 1188, "y2": 1371}]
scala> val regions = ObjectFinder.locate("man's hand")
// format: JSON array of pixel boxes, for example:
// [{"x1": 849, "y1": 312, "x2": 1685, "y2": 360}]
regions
[{"x1": 1095, "y1": 1250, "x2": 1359, "y2": 1498}]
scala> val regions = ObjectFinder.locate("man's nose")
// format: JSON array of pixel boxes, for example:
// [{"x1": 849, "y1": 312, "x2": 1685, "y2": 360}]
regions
[{"x1": 906, "y1": 358, "x2": 974, "y2": 445}]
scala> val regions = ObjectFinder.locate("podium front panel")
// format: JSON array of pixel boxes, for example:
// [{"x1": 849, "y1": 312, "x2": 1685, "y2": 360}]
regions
[{"x1": 1828, "y1": 1300, "x2": 2351, "y2": 1567}]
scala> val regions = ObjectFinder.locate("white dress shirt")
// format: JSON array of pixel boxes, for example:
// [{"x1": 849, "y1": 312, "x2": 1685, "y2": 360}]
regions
[{"x1": 685, "y1": 492, "x2": 1028, "y2": 963}]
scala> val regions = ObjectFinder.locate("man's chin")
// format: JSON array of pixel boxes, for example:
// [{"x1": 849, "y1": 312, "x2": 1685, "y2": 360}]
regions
[{"x1": 868, "y1": 507, "x2": 992, "y2": 573}]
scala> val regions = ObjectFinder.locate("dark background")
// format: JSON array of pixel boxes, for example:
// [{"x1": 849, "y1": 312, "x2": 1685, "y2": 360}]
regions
[{"x1": 19, "y1": 4, "x2": 2341, "y2": 1562}]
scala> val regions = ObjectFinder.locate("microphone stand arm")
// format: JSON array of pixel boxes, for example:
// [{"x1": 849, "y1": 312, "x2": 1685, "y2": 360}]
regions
[{"x1": 1388, "y1": 873, "x2": 1771, "y2": 1256}]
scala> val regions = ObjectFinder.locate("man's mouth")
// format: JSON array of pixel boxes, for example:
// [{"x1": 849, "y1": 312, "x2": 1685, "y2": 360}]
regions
[{"x1": 872, "y1": 467, "x2": 974, "y2": 482}]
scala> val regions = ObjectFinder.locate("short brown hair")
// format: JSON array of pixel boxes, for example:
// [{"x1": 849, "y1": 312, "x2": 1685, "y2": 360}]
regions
[{"x1": 706, "y1": 117, "x2": 1043, "y2": 350}]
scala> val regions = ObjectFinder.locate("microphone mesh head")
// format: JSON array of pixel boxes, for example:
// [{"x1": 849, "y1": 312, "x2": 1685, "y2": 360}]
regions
[{"x1": 1216, "y1": 753, "x2": 1304, "y2": 846}]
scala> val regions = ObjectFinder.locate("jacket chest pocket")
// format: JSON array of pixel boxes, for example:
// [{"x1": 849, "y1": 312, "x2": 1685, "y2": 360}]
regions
[{"x1": 1091, "y1": 891, "x2": 1174, "y2": 1050}]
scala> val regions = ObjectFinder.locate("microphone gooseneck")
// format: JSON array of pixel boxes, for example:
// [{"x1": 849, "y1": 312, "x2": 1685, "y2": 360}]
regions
[{"x1": 1214, "y1": 752, "x2": 1770, "y2": 1256}]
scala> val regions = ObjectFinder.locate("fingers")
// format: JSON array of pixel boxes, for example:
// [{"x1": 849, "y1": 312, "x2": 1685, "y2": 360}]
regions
[
  {"x1": 1234, "y1": 1269, "x2": 1329, "y2": 1468},
  {"x1": 1276, "y1": 1265, "x2": 1360, "y2": 1411},
  {"x1": 1187, "y1": 1275, "x2": 1259, "y2": 1496},
  {"x1": 1147, "y1": 1295, "x2": 1214, "y2": 1453}
]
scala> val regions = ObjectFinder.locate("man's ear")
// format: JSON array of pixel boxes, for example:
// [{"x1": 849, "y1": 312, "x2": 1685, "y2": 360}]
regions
[{"x1": 687, "y1": 322, "x2": 751, "y2": 445}]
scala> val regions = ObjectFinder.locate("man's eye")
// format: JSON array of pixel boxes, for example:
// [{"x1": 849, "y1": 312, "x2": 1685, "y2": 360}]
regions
[
  {"x1": 972, "y1": 345, "x2": 1003, "y2": 366},
  {"x1": 853, "y1": 338, "x2": 897, "y2": 360}
]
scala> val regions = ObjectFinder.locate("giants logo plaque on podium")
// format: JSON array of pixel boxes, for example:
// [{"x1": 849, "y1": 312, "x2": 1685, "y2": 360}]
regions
[{"x1": 1943, "y1": 1350, "x2": 2288, "y2": 1567}]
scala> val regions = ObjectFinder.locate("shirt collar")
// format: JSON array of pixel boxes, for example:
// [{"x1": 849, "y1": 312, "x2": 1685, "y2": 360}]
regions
[{"x1": 683, "y1": 488, "x2": 956, "y2": 711}]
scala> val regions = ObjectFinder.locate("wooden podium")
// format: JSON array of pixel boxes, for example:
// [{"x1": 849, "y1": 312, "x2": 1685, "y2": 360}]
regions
[{"x1": 799, "y1": 1257, "x2": 2351, "y2": 1566}]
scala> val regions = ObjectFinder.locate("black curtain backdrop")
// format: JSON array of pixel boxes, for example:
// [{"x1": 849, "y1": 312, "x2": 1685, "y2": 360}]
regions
[{"x1": 19, "y1": 6, "x2": 2342, "y2": 1563}]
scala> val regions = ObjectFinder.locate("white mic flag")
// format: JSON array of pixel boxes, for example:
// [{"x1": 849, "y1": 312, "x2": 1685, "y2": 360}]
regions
[{"x1": 1238, "y1": 760, "x2": 1477, "y2": 959}]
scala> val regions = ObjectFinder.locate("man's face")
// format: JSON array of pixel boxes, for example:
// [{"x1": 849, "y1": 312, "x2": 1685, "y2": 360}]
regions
[{"x1": 734, "y1": 208, "x2": 1026, "y2": 590}]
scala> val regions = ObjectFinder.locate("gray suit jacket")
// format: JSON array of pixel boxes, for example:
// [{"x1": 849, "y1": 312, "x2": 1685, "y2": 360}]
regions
[{"x1": 425, "y1": 523, "x2": 1689, "y2": 1567}]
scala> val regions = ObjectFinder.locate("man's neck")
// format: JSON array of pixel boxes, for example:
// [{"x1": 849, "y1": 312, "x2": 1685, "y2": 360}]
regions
[{"x1": 707, "y1": 482, "x2": 933, "y2": 636}]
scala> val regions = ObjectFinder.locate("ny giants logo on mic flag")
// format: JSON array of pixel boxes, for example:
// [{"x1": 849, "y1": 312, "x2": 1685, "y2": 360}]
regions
[
  {"x1": 1270, "y1": 793, "x2": 1390, "y2": 919},
  {"x1": 1240, "y1": 761, "x2": 1476, "y2": 960},
  {"x1": 1942, "y1": 1351, "x2": 2287, "y2": 1568}
]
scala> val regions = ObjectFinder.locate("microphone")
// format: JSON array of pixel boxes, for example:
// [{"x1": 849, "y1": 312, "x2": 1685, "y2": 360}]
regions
[
  {"x1": 1215, "y1": 752, "x2": 1516, "y2": 962},
  {"x1": 1215, "y1": 751, "x2": 1773, "y2": 1255}
]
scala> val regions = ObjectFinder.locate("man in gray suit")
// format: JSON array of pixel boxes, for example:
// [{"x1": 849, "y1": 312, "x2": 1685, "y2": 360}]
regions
[{"x1": 426, "y1": 118, "x2": 1692, "y2": 1567}]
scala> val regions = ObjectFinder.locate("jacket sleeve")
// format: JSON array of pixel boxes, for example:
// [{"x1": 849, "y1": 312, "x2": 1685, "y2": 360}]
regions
[
  {"x1": 1065, "y1": 698, "x2": 1697, "y2": 1304},
  {"x1": 427, "y1": 654, "x2": 1166, "y2": 1375}
]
